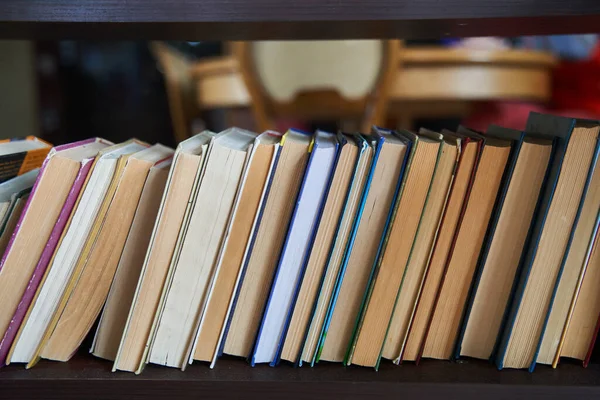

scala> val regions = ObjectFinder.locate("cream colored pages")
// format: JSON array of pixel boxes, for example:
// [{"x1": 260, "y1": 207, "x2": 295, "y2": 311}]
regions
[
  {"x1": 149, "y1": 132, "x2": 253, "y2": 369},
  {"x1": 91, "y1": 164, "x2": 170, "y2": 361}
]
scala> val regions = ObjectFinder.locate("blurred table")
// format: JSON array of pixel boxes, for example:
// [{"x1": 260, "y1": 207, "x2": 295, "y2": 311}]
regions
[{"x1": 184, "y1": 46, "x2": 557, "y2": 130}]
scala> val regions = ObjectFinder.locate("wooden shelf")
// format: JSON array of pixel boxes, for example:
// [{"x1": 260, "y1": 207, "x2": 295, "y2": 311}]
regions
[
  {"x1": 1, "y1": 0, "x2": 600, "y2": 40},
  {"x1": 1, "y1": 353, "x2": 600, "y2": 399}
]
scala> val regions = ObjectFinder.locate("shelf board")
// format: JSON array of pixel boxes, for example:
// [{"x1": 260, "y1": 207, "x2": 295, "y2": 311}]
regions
[
  {"x1": 2, "y1": 353, "x2": 600, "y2": 399},
  {"x1": 2, "y1": 0, "x2": 600, "y2": 40}
]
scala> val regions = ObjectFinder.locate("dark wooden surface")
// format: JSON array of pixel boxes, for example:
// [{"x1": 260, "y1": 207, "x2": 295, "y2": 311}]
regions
[
  {"x1": 2, "y1": 0, "x2": 600, "y2": 40},
  {"x1": 2, "y1": 353, "x2": 600, "y2": 399}
]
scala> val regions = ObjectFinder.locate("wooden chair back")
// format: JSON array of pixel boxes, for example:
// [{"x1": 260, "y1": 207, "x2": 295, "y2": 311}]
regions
[{"x1": 231, "y1": 40, "x2": 400, "y2": 132}]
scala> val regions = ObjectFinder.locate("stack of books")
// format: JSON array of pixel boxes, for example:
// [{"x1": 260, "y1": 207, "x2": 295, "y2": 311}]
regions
[{"x1": 0, "y1": 112, "x2": 599, "y2": 374}]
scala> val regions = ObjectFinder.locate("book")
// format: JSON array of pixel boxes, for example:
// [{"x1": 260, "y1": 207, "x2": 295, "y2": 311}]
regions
[
  {"x1": 0, "y1": 193, "x2": 29, "y2": 260},
  {"x1": 319, "y1": 127, "x2": 409, "y2": 363},
  {"x1": 424, "y1": 127, "x2": 521, "y2": 360},
  {"x1": 457, "y1": 130, "x2": 554, "y2": 360},
  {"x1": 279, "y1": 134, "x2": 359, "y2": 365},
  {"x1": 382, "y1": 131, "x2": 460, "y2": 363},
  {"x1": 0, "y1": 138, "x2": 111, "y2": 365},
  {"x1": 0, "y1": 169, "x2": 39, "y2": 226},
  {"x1": 90, "y1": 158, "x2": 172, "y2": 361},
  {"x1": 0, "y1": 169, "x2": 39, "y2": 244},
  {"x1": 40, "y1": 144, "x2": 174, "y2": 362},
  {"x1": 496, "y1": 113, "x2": 599, "y2": 370},
  {"x1": 113, "y1": 132, "x2": 214, "y2": 374},
  {"x1": 402, "y1": 129, "x2": 483, "y2": 362},
  {"x1": 303, "y1": 135, "x2": 372, "y2": 366},
  {"x1": 251, "y1": 130, "x2": 339, "y2": 366},
  {"x1": 558, "y1": 212, "x2": 600, "y2": 367},
  {"x1": 223, "y1": 129, "x2": 311, "y2": 358},
  {"x1": 7, "y1": 140, "x2": 148, "y2": 366},
  {"x1": 537, "y1": 149, "x2": 600, "y2": 365},
  {"x1": 0, "y1": 136, "x2": 51, "y2": 182},
  {"x1": 148, "y1": 129, "x2": 256, "y2": 370},
  {"x1": 0, "y1": 160, "x2": 92, "y2": 365},
  {"x1": 348, "y1": 129, "x2": 441, "y2": 368},
  {"x1": 189, "y1": 131, "x2": 282, "y2": 368},
  {"x1": 423, "y1": 127, "x2": 516, "y2": 360}
]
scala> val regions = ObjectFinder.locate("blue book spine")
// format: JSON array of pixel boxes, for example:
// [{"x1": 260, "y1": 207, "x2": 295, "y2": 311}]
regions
[
  {"x1": 250, "y1": 131, "x2": 335, "y2": 366},
  {"x1": 273, "y1": 136, "x2": 341, "y2": 366}
]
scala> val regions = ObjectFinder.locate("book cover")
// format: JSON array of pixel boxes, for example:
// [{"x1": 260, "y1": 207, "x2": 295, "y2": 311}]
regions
[
  {"x1": 0, "y1": 137, "x2": 112, "y2": 277},
  {"x1": 395, "y1": 131, "x2": 461, "y2": 364},
  {"x1": 562, "y1": 208, "x2": 600, "y2": 368},
  {"x1": 0, "y1": 159, "x2": 93, "y2": 365},
  {"x1": 0, "y1": 138, "x2": 112, "y2": 368},
  {"x1": 250, "y1": 130, "x2": 338, "y2": 366},
  {"x1": 298, "y1": 134, "x2": 367, "y2": 367},
  {"x1": 314, "y1": 133, "x2": 383, "y2": 363},
  {"x1": 494, "y1": 113, "x2": 578, "y2": 371},
  {"x1": 216, "y1": 133, "x2": 286, "y2": 359},
  {"x1": 413, "y1": 127, "x2": 484, "y2": 364},
  {"x1": 0, "y1": 136, "x2": 52, "y2": 183},
  {"x1": 344, "y1": 129, "x2": 413, "y2": 368},
  {"x1": 0, "y1": 169, "x2": 40, "y2": 235},
  {"x1": 185, "y1": 131, "x2": 282, "y2": 368},
  {"x1": 379, "y1": 128, "x2": 446, "y2": 364},
  {"x1": 534, "y1": 137, "x2": 600, "y2": 369},
  {"x1": 453, "y1": 126, "x2": 525, "y2": 360},
  {"x1": 583, "y1": 219, "x2": 600, "y2": 368}
]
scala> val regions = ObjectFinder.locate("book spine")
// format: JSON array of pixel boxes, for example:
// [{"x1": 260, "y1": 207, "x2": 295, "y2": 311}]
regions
[
  {"x1": 494, "y1": 135, "x2": 566, "y2": 370},
  {"x1": 415, "y1": 137, "x2": 484, "y2": 365},
  {"x1": 345, "y1": 134, "x2": 414, "y2": 369},
  {"x1": 453, "y1": 135, "x2": 524, "y2": 359},
  {"x1": 275, "y1": 140, "x2": 340, "y2": 366},
  {"x1": 530, "y1": 138, "x2": 600, "y2": 371},
  {"x1": 251, "y1": 139, "x2": 316, "y2": 366},
  {"x1": 388, "y1": 140, "x2": 445, "y2": 364},
  {"x1": 567, "y1": 208, "x2": 600, "y2": 369},
  {"x1": 314, "y1": 135, "x2": 384, "y2": 364},
  {"x1": 297, "y1": 141, "x2": 360, "y2": 367},
  {"x1": 218, "y1": 146, "x2": 283, "y2": 359},
  {"x1": 397, "y1": 138, "x2": 462, "y2": 364},
  {"x1": 0, "y1": 158, "x2": 93, "y2": 365}
]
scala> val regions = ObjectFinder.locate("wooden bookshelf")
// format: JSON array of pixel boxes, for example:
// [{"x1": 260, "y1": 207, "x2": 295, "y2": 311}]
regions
[
  {"x1": 1, "y1": 2, "x2": 600, "y2": 399},
  {"x1": 2, "y1": 353, "x2": 600, "y2": 399},
  {"x1": 1, "y1": 0, "x2": 600, "y2": 40}
]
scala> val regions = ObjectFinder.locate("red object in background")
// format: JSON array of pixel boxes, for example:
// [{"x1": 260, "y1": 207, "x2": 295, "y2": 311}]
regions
[
  {"x1": 553, "y1": 44, "x2": 600, "y2": 116},
  {"x1": 463, "y1": 102, "x2": 546, "y2": 132},
  {"x1": 464, "y1": 43, "x2": 600, "y2": 132}
]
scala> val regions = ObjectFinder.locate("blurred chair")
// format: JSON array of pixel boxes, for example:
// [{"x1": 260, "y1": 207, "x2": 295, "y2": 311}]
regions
[
  {"x1": 150, "y1": 42, "x2": 202, "y2": 143},
  {"x1": 230, "y1": 40, "x2": 400, "y2": 133}
]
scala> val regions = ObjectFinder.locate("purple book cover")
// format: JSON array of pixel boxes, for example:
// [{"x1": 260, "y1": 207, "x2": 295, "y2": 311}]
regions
[{"x1": 0, "y1": 157, "x2": 94, "y2": 365}]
